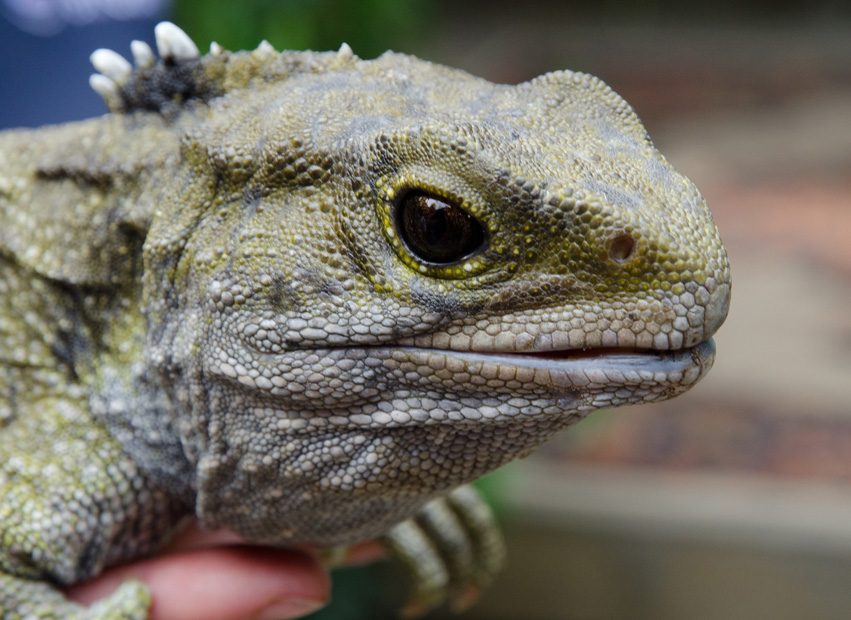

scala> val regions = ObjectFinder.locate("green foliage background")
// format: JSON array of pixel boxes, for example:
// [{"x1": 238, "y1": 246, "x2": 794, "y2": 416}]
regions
[
  {"x1": 173, "y1": 0, "x2": 851, "y2": 61},
  {"x1": 174, "y1": 0, "x2": 435, "y2": 59}
]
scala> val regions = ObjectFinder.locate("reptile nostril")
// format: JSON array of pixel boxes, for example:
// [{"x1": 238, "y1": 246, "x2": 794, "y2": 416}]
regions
[{"x1": 609, "y1": 234, "x2": 635, "y2": 263}]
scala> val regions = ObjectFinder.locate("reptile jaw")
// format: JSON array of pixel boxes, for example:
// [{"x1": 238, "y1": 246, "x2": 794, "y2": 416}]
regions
[
  {"x1": 367, "y1": 338, "x2": 717, "y2": 419},
  {"x1": 513, "y1": 345, "x2": 657, "y2": 360},
  {"x1": 403, "y1": 338, "x2": 716, "y2": 390},
  {"x1": 475, "y1": 339, "x2": 714, "y2": 362}
]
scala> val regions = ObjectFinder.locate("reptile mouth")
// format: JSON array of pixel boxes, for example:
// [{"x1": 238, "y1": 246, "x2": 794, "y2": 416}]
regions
[
  {"x1": 213, "y1": 335, "x2": 715, "y2": 415},
  {"x1": 421, "y1": 338, "x2": 714, "y2": 366},
  {"x1": 511, "y1": 345, "x2": 654, "y2": 360},
  {"x1": 391, "y1": 338, "x2": 716, "y2": 392}
]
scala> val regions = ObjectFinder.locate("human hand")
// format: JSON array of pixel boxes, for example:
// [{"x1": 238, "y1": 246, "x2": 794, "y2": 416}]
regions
[{"x1": 67, "y1": 520, "x2": 383, "y2": 620}]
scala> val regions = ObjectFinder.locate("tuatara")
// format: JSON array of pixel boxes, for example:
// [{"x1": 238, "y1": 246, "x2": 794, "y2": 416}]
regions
[{"x1": 0, "y1": 22, "x2": 730, "y2": 619}]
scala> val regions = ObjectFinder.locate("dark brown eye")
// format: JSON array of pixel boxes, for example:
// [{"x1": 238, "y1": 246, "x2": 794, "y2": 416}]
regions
[{"x1": 397, "y1": 192, "x2": 485, "y2": 264}]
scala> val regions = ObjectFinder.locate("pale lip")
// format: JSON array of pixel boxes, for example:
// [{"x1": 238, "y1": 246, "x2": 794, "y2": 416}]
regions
[
  {"x1": 393, "y1": 338, "x2": 716, "y2": 391},
  {"x1": 214, "y1": 337, "x2": 716, "y2": 417}
]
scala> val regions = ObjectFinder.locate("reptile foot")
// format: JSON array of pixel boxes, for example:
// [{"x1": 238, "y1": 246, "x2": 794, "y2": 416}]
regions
[{"x1": 382, "y1": 485, "x2": 505, "y2": 617}]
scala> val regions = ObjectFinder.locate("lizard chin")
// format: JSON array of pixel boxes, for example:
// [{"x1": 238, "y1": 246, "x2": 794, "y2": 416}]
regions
[{"x1": 190, "y1": 339, "x2": 716, "y2": 545}]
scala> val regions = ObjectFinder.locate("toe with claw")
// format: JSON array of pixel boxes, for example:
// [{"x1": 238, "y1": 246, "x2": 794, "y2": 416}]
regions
[
  {"x1": 382, "y1": 485, "x2": 506, "y2": 617},
  {"x1": 88, "y1": 21, "x2": 203, "y2": 113}
]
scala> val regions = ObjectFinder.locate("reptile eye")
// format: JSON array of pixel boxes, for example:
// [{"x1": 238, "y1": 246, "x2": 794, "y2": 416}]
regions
[{"x1": 397, "y1": 192, "x2": 485, "y2": 264}]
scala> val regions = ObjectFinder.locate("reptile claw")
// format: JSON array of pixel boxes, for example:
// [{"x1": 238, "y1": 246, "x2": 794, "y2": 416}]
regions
[
  {"x1": 382, "y1": 485, "x2": 505, "y2": 617},
  {"x1": 153, "y1": 21, "x2": 200, "y2": 61},
  {"x1": 88, "y1": 21, "x2": 205, "y2": 112},
  {"x1": 130, "y1": 40, "x2": 156, "y2": 69},
  {"x1": 88, "y1": 73, "x2": 118, "y2": 100},
  {"x1": 90, "y1": 49, "x2": 132, "y2": 85}
]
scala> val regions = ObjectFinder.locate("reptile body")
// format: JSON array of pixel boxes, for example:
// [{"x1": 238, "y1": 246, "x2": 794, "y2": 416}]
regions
[{"x1": 0, "y1": 23, "x2": 730, "y2": 618}]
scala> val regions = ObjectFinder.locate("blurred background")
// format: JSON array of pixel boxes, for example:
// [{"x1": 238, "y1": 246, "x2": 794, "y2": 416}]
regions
[{"x1": 2, "y1": 0, "x2": 851, "y2": 618}]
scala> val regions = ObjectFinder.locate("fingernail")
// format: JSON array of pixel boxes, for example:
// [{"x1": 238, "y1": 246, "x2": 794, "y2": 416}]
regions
[{"x1": 254, "y1": 597, "x2": 327, "y2": 620}]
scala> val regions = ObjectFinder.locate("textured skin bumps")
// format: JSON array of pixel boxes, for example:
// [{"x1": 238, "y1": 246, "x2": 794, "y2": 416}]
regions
[{"x1": 0, "y1": 26, "x2": 729, "y2": 618}]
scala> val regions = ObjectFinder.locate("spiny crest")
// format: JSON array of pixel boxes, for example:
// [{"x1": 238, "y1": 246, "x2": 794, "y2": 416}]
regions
[{"x1": 89, "y1": 21, "x2": 356, "y2": 115}]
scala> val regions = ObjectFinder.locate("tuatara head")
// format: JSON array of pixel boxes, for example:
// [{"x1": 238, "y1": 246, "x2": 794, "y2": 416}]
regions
[{"x1": 133, "y1": 38, "x2": 730, "y2": 545}]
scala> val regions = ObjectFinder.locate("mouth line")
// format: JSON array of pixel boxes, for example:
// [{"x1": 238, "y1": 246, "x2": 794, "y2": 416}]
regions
[
  {"x1": 393, "y1": 338, "x2": 715, "y2": 373},
  {"x1": 502, "y1": 345, "x2": 656, "y2": 360},
  {"x1": 212, "y1": 339, "x2": 716, "y2": 411}
]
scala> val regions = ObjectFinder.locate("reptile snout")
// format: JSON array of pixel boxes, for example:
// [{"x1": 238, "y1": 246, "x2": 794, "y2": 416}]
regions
[{"x1": 704, "y1": 281, "x2": 731, "y2": 338}]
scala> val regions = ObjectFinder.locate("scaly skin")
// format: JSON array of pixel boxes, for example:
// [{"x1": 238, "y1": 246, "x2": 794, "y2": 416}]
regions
[{"x1": 0, "y1": 23, "x2": 729, "y2": 618}]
